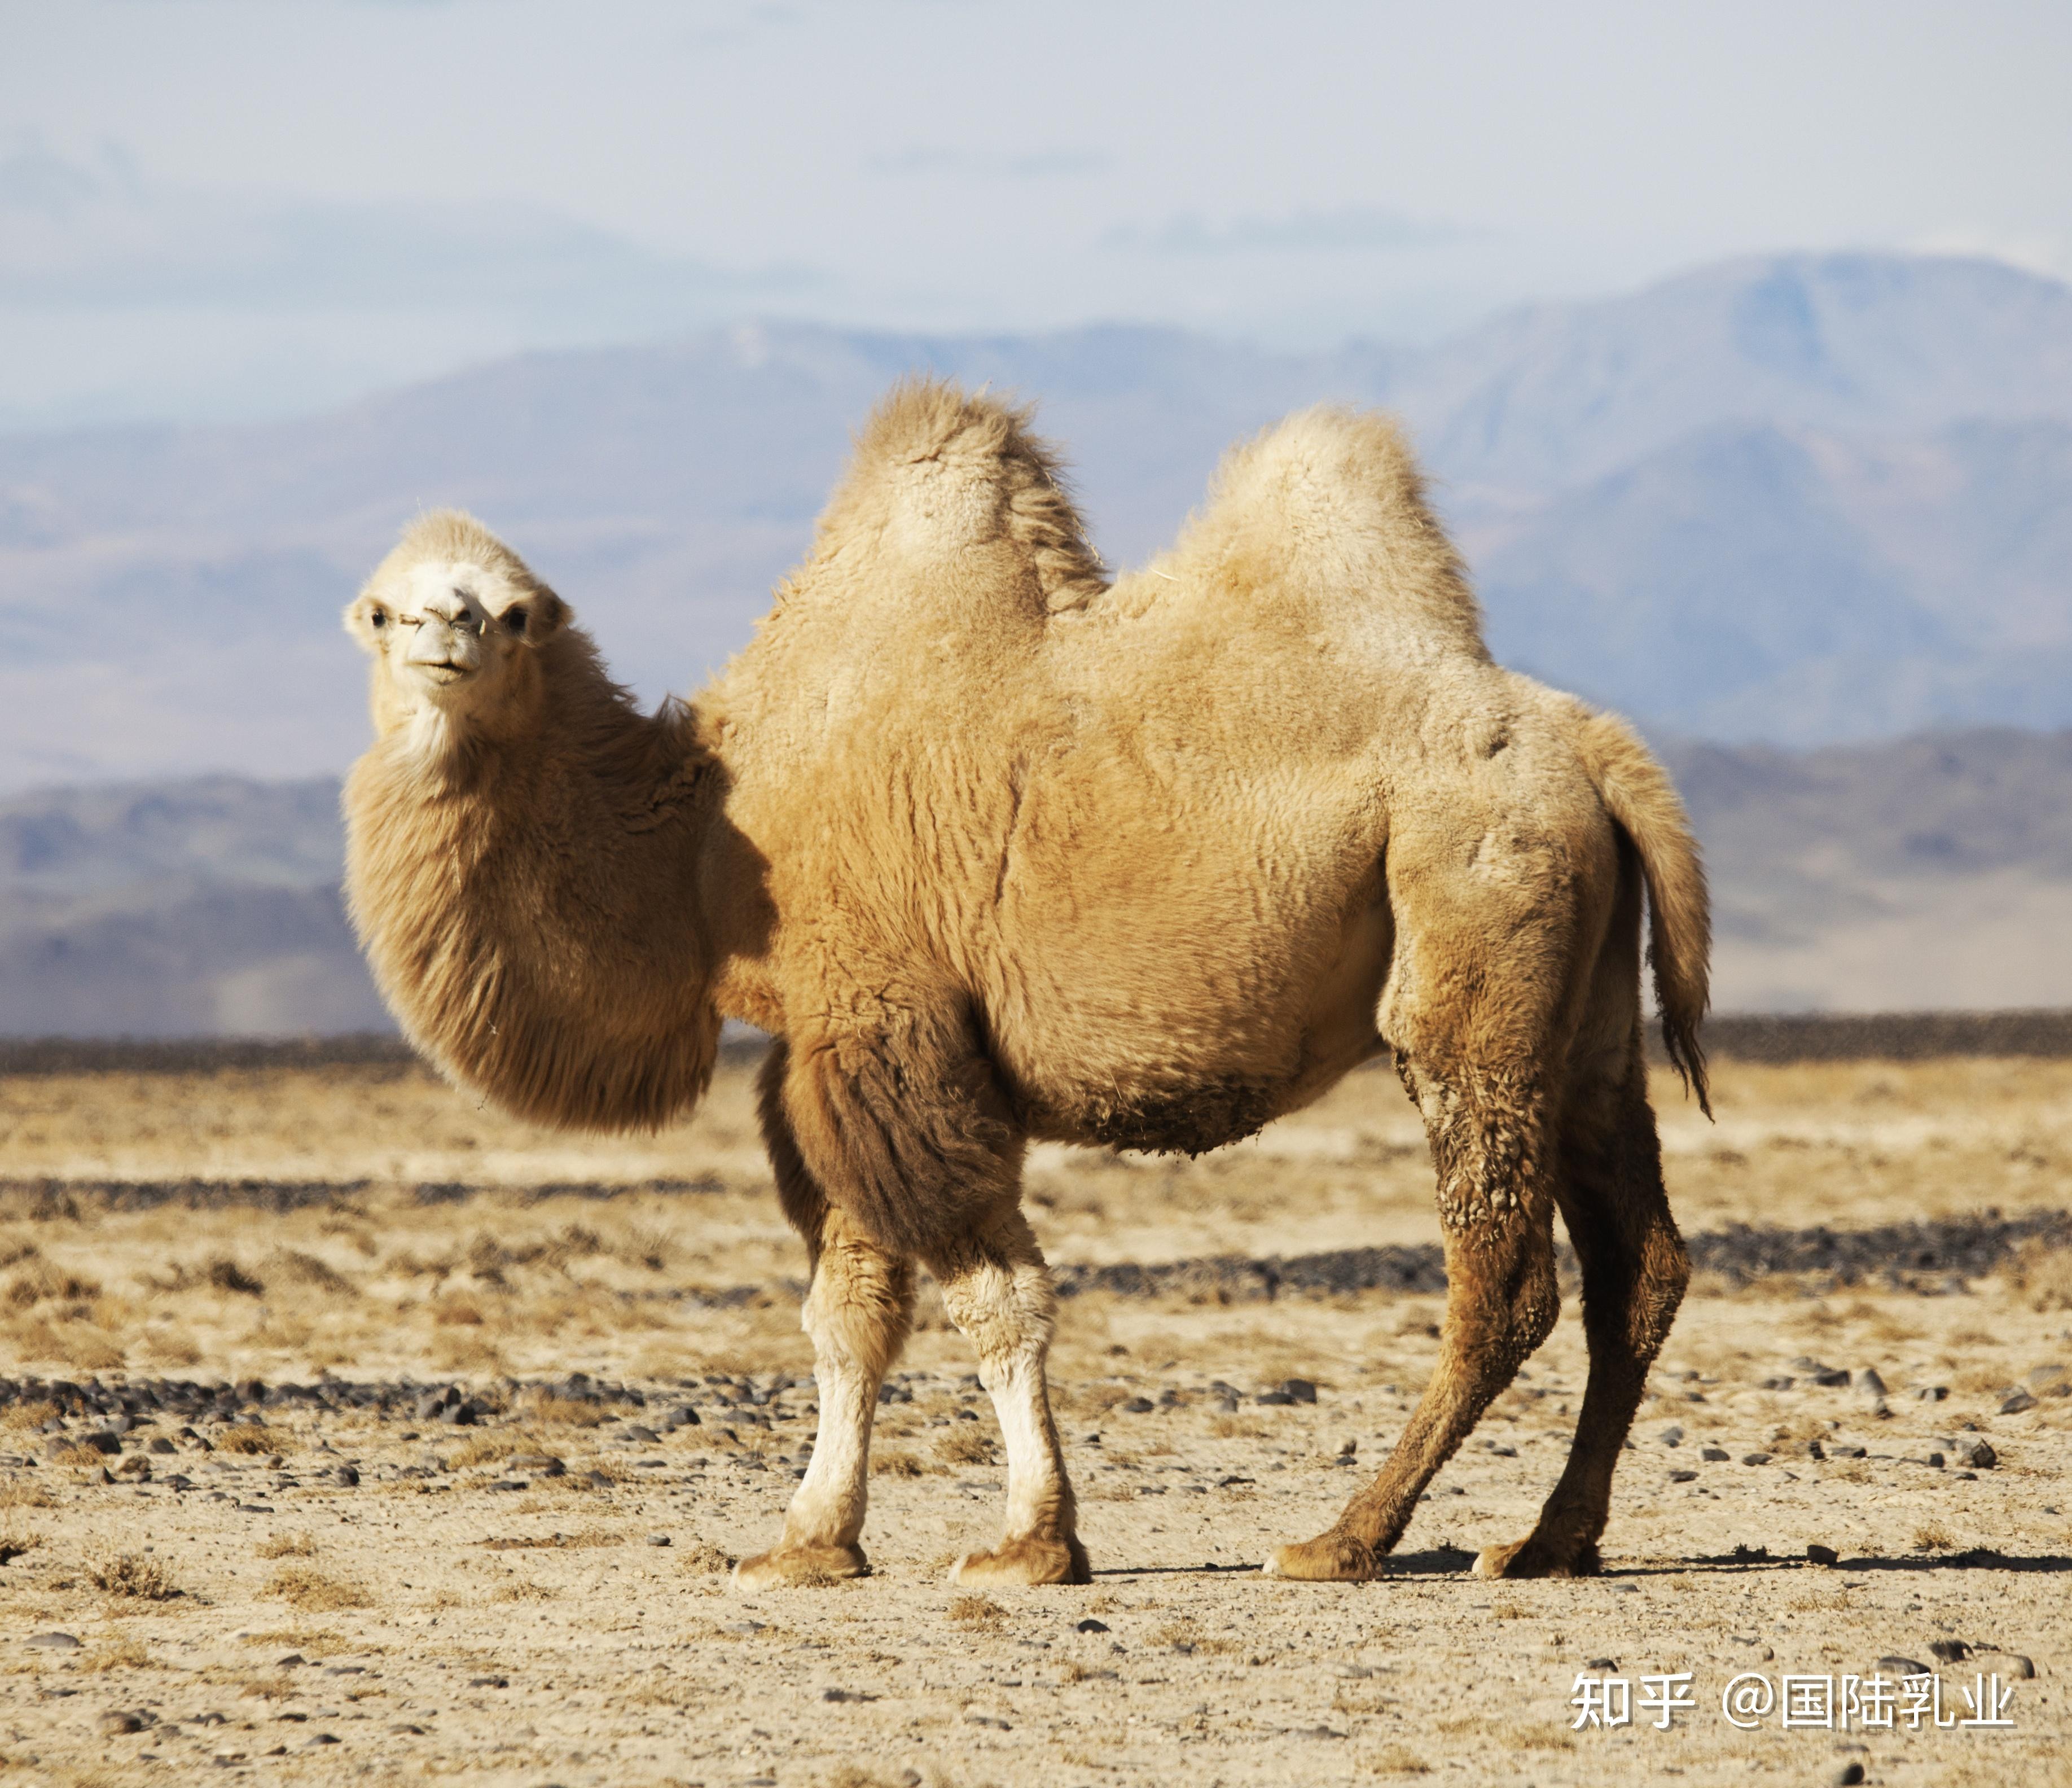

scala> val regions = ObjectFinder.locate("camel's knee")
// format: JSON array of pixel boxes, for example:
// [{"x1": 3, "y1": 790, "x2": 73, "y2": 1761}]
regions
[
  {"x1": 802, "y1": 1212, "x2": 914, "y2": 1382},
  {"x1": 923, "y1": 1204, "x2": 1056, "y2": 1370}
]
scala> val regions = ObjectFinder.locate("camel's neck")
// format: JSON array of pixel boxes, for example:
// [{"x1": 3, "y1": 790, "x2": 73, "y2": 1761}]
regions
[{"x1": 344, "y1": 631, "x2": 725, "y2": 1132}]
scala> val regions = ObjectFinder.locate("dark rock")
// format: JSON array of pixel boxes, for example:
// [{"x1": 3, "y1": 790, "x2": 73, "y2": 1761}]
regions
[
  {"x1": 1999, "y1": 1390, "x2": 2038, "y2": 1415},
  {"x1": 1255, "y1": 1391, "x2": 1294, "y2": 1406},
  {"x1": 1586, "y1": 1656, "x2": 1618, "y2": 1670},
  {"x1": 1878, "y1": 1655, "x2": 1932, "y2": 1679},
  {"x1": 1658, "y1": 1425, "x2": 1684, "y2": 1447},
  {"x1": 82, "y1": 1430, "x2": 121, "y2": 1455},
  {"x1": 1810, "y1": 1368, "x2": 1851, "y2": 1387},
  {"x1": 2027, "y1": 1363, "x2": 2069, "y2": 1396},
  {"x1": 1915, "y1": 1385, "x2": 1950, "y2": 1401},
  {"x1": 1075, "y1": 1618, "x2": 1110, "y2": 1634},
  {"x1": 1956, "y1": 1439, "x2": 1998, "y2": 1469},
  {"x1": 149, "y1": 1437, "x2": 176, "y2": 1455},
  {"x1": 1669, "y1": 1469, "x2": 1697, "y2": 1483},
  {"x1": 1830, "y1": 1444, "x2": 1867, "y2": 1458},
  {"x1": 821, "y1": 1686, "x2": 876, "y2": 1702},
  {"x1": 467, "y1": 1675, "x2": 508, "y2": 1689},
  {"x1": 1700, "y1": 1447, "x2": 1730, "y2": 1462},
  {"x1": 1928, "y1": 1639, "x2": 1970, "y2": 1663},
  {"x1": 1854, "y1": 1369, "x2": 1886, "y2": 1396},
  {"x1": 100, "y1": 1710, "x2": 151, "y2": 1734},
  {"x1": 1118, "y1": 1398, "x2": 1154, "y2": 1414},
  {"x1": 666, "y1": 1405, "x2": 700, "y2": 1428},
  {"x1": 331, "y1": 1465, "x2": 359, "y2": 1487},
  {"x1": 1761, "y1": 1375, "x2": 1796, "y2": 1391},
  {"x1": 1985, "y1": 1653, "x2": 2036, "y2": 1679},
  {"x1": 621, "y1": 1425, "x2": 660, "y2": 1443},
  {"x1": 1280, "y1": 1378, "x2": 1318, "y2": 1404},
  {"x1": 1806, "y1": 1544, "x2": 1839, "y2": 1566},
  {"x1": 1741, "y1": 1452, "x2": 1774, "y2": 1466},
  {"x1": 1832, "y1": 1764, "x2": 1866, "y2": 1786},
  {"x1": 304, "y1": 1733, "x2": 340, "y2": 1746},
  {"x1": 25, "y1": 1632, "x2": 80, "y2": 1649},
  {"x1": 646, "y1": 1533, "x2": 670, "y2": 1546}
]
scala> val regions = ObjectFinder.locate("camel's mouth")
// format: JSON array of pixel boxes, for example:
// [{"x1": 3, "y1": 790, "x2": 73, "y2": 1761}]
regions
[{"x1": 413, "y1": 661, "x2": 476, "y2": 687}]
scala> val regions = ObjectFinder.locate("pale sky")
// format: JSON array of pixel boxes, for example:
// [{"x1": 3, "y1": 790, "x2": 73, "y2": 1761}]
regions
[{"x1": 5, "y1": 0, "x2": 2071, "y2": 427}]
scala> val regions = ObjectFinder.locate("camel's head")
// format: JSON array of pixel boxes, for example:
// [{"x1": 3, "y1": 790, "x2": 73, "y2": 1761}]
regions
[{"x1": 346, "y1": 510, "x2": 568, "y2": 739}]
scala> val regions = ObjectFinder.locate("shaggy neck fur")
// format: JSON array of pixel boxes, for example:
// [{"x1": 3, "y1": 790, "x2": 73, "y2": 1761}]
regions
[{"x1": 344, "y1": 626, "x2": 722, "y2": 1132}]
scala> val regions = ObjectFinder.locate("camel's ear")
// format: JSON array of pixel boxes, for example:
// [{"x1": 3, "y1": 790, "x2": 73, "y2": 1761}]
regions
[
  {"x1": 498, "y1": 585, "x2": 568, "y2": 646},
  {"x1": 344, "y1": 589, "x2": 392, "y2": 654}
]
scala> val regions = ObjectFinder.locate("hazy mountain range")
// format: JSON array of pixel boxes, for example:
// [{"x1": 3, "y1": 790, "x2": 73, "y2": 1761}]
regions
[
  {"x1": 5, "y1": 727, "x2": 2067, "y2": 1035},
  {"x1": 3, "y1": 250, "x2": 2070, "y2": 796}
]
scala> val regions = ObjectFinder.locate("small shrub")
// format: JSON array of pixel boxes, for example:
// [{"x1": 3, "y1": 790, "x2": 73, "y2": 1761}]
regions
[
  {"x1": 1911, "y1": 1523, "x2": 1955, "y2": 1552},
  {"x1": 257, "y1": 1533, "x2": 317, "y2": 1559},
  {"x1": 871, "y1": 1449, "x2": 925, "y2": 1478},
  {"x1": 89, "y1": 1552, "x2": 178, "y2": 1600},
  {"x1": 81, "y1": 1636, "x2": 155, "y2": 1672}
]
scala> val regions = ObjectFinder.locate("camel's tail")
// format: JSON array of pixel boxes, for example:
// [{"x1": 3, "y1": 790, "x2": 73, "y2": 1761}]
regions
[{"x1": 1574, "y1": 709, "x2": 1713, "y2": 1115}]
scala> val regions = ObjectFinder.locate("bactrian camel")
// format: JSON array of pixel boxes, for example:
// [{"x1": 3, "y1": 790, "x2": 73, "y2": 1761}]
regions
[{"x1": 343, "y1": 382, "x2": 1709, "y2": 1589}]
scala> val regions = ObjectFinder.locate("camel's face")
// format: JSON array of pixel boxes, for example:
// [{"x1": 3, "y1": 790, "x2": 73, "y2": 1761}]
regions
[{"x1": 347, "y1": 545, "x2": 565, "y2": 734}]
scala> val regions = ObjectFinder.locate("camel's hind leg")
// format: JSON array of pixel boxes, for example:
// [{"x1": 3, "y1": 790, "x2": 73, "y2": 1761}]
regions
[
  {"x1": 735, "y1": 1044, "x2": 915, "y2": 1590},
  {"x1": 1268, "y1": 1049, "x2": 1563, "y2": 1581},
  {"x1": 922, "y1": 1202, "x2": 1089, "y2": 1587},
  {"x1": 1474, "y1": 1034, "x2": 1687, "y2": 1579}
]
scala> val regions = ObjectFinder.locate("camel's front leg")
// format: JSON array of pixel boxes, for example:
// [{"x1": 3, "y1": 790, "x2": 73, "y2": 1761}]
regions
[
  {"x1": 736, "y1": 1042, "x2": 914, "y2": 1590},
  {"x1": 734, "y1": 1209, "x2": 913, "y2": 1588},
  {"x1": 924, "y1": 1203, "x2": 1089, "y2": 1587}
]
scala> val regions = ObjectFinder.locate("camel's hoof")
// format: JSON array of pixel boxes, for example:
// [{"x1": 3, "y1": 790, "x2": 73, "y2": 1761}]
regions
[
  {"x1": 949, "y1": 1535, "x2": 1091, "y2": 1587},
  {"x1": 731, "y1": 1542, "x2": 870, "y2": 1590},
  {"x1": 1264, "y1": 1531, "x2": 1377, "y2": 1581},
  {"x1": 1472, "y1": 1534, "x2": 1602, "y2": 1580}
]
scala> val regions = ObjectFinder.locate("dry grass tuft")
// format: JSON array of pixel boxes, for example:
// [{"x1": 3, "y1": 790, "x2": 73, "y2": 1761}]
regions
[
  {"x1": 257, "y1": 1532, "x2": 318, "y2": 1559},
  {"x1": 205, "y1": 1256, "x2": 265, "y2": 1296},
  {"x1": 934, "y1": 1426, "x2": 996, "y2": 1467},
  {"x1": 1360, "y1": 1744, "x2": 1434, "y2": 1776},
  {"x1": 89, "y1": 1552, "x2": 178, "y2": 1600},
  {"x1": 267, "y1": 1567, "x2": 371, "y2": 1610},
  {"x1": 680, "y1": 1541, "x2": 732, "y2": 1575},
  {"x1": 871, "y1": 1449, "x2": 925, "y2": 1478},
  {"x1": 0, "y1": 1478, "x2": 57, "y2": 1510},
  {"x1": 1, "y1": 1398, "x2": 61, "y2": 1431},
  {"x1": 7, "y1": 1259, "x2": 100, "y2": 1306},
  {"x1": 519, "y1": 1391, "x2": 611, "y2": 1428},
  {"x1": 216, "y1": 1423, "x2": 288, "y2": 1456},
  {"x1": 948, "y1": 1592, "x2": 1006, "y2": 1632},
  {"x1": 1911, "y1": 1522, "x2": 1955, "y2": 1552},
  {"x1": 267, "y1": 1249, "x2": 357, "y2": 1296},
  {"x1": 81, "y1": 1635, "x2": 155, "y2": 1672},
  {"x1": 2012, "y1": 1240, "x2": 2072, "y2": 1311}
]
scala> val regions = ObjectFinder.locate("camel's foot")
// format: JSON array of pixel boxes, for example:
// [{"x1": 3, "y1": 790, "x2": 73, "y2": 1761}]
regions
[
  {"x1": 1263, "y1": 1530, "x2": 1379, "y2": 1582},
  {"x1": 731, "y1": 1541, "x2": 870, "y2": 1590},
  {"x1": 948, "y1": 1535, "x2": 1090, "y2": 1587},
  {"x1": 1472, "y1": 1532, "x2": 1603, "y2": 1580}
]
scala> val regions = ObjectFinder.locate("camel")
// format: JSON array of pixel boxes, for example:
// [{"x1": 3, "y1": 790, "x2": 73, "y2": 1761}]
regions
[{"x1": 341, "y1": 381, "x2": 1710, "y2": 1590}]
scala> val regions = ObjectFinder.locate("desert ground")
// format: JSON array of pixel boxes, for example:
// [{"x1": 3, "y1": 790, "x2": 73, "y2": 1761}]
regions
[{"x1": 0, "y1": 1043, "x2": 2067, "y2": 1787}]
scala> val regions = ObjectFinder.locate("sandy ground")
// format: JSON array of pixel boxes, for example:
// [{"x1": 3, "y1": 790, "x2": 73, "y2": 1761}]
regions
[{"x1": 0, "y1": 1053, "x2": 2068, "y2": 1786}]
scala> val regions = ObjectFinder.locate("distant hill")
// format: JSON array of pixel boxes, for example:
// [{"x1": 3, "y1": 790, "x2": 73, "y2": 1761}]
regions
[
  {"x1": 4, "y1": 730, "x2": 2067, "y2": 1034},
  {"x1": 2, "y1": 251, "x2": 2070, "y2": 791}
]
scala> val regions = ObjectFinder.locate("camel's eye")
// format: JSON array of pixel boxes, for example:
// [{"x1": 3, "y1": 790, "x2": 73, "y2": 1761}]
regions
[
  {"x1": 368, "y1": 607, "x2": 387, "y2": 630},
  {"x1": 505, "y1": 607, "x2": 527, "y2": 638}
]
